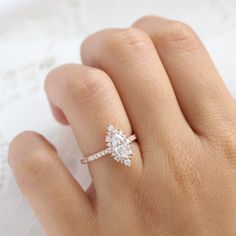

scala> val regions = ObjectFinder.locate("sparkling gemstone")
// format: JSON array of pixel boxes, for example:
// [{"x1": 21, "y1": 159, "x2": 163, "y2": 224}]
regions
[
  {"x1": 107, "y1": 125, "x2": 114, "y2": 132},
  {"x1": 106, "y1": 125, "x2": 132, "y2": 166},
  {"x1": 105, "y1": 136, "x2": 111, "y2": 142},
  {"x1": 124, "y1": 159, "x2": 131, "y2": 167}
]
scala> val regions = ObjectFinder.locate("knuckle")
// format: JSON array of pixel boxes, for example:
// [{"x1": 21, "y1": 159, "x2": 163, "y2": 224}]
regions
[
  {"x1": 8, "y1": 131, "x2": 37, "y2": 167},
  {"x1": 65, "y1": 68, "x2": 110, "y2": 103},
  {"x1": 158, "y1": 21, "x2": 199, "y2": 51},
  {"x1": 166, "y1": 21, "x2": 196, "y2": 41},
  {"x1": 166, "y1": 138, "x2": 203, "y2": 189},
  {"x1": 45, "y1": 64, "x2": 75, "y2": 92},
  {"x1": 133, "y1": 15, "x2": 155, "y2": 26},
  {"x1": 106, "y1": 28, "x2": 150, "y2": 55},
  {"x1": 8, "y1": 131, "x2": 54, "y2": 187}
]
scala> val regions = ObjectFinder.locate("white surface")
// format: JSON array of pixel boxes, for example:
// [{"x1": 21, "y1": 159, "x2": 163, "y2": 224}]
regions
[{"x1": 0, "y1": 0, "x2": 236, "y2": 235}]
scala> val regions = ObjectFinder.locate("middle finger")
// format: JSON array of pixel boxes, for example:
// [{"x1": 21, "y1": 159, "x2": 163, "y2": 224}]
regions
[{"x1": 81, "y1": 28, "x2": 194, "y2": 161}]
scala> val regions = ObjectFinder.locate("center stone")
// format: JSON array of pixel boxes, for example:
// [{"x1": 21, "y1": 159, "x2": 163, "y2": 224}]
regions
[
  {"x1": 106, "y1": 125, "x2": 132, "y2": 165},
  {"x1": 111, "y1": 133, "x2": 129, "y2": 158}
]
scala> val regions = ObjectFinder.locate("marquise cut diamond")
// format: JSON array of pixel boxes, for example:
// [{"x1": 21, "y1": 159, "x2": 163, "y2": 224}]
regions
[
  {"x1": 106, "y1": 125, "x2": 132, "y2": 166},
  {"x1": 81, "y1": 125, "x2": 136, "y2": 166}
]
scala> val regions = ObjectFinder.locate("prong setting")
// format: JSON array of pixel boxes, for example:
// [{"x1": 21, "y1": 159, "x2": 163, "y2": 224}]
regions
[
  {"x1": 105, "y1": 125, "x2": 133, "y2": 166},
  {"x1": 81, "y1": 125, "x2": 137, "y2": 167}
]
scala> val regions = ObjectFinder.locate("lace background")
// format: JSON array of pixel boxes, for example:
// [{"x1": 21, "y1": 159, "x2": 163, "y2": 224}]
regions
[{"x1": 0, "y1": 0, "x2": 236, "y2": 235}]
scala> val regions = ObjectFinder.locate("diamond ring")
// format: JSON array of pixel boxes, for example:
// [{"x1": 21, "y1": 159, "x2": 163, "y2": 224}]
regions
[{"x1": 81, "y1": 125, "x2": 137, "y2": 167}]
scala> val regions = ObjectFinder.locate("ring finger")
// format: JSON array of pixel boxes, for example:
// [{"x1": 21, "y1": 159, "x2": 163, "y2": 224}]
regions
[{"x1": 45, "y1": 64, "x2": 142, "y2": 195}]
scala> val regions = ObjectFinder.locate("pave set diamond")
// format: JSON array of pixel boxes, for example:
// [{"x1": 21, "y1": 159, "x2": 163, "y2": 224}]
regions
[{"x1": 87, "y1": 148, "x2": 110, "y2": 162}]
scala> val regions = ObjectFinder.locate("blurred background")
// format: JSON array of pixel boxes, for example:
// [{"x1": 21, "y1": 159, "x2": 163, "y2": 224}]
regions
[{"x1": 0, "y1": 0, "x2": 236, "y2": 235}]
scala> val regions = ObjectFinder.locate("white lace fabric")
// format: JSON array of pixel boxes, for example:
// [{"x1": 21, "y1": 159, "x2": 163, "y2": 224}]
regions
[{"x1": 0, "y1": 0, "x2": 236, "y2": 235}]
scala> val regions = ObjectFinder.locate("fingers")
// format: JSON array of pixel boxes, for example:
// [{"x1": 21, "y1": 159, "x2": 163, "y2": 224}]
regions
[
  {"x1": 80, "y1": 28, "x2": 193, "y2": 156},
  {"x1": 45, "y1": 64, "x2": 142, "y2": 192},
  {"x1": 8, "y1": 131, "x2": 94, "y2": 236},
  {"x1": 133, "y1": 16, "x2": 236, "y2": 136},
  {"x1": 50, "y1": 103, "x2": 68, "y2": 125}
]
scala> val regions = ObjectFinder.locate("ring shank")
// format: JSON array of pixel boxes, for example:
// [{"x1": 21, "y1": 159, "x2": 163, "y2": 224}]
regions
[
  {"x1": 81, "y1": 134, "x2": 137, "y2": 164},
  {"x1": 81, "y1": 148, "x2": 110, "y2": 164}
]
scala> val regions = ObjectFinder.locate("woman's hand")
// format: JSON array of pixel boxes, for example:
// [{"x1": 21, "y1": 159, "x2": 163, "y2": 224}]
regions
[{"x1": 8, "y1": 16, "x2": 236, "y2": 235}]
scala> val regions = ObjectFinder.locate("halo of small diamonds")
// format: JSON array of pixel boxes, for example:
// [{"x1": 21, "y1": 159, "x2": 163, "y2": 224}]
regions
[
  {"x1": 105, "y1": 125, "x2": 133, "y2": 166},
  {"x1": 81, "y1": 125, "x2": 137, "y2": 167}
]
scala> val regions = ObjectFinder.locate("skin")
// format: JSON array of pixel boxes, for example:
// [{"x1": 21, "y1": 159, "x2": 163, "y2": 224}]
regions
[{"x1": 8, "y1": 16, "x2": 236, "y2": 235}]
